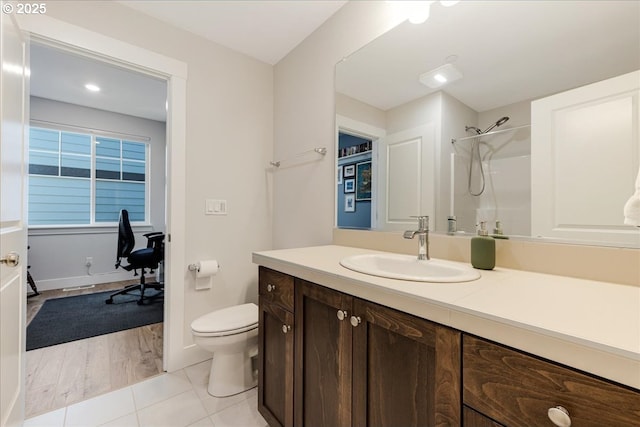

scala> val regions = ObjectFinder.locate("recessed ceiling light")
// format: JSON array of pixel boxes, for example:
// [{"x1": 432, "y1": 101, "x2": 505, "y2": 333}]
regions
[
  {"x1": 387, "y1": 1, "x2": 433, "y2": 24},
  {"x1": 433, "y1": 74, "x2": 448, "y2": 83},
  {"x1": 419, "y1": 63, "x2": 463, "y2": 89},
  {"x1": 407, "y1": 1, "x2": 433, "y2": 24},
  {"x1": 85, "y1": 83, "x2": 101, "y2": 92}
]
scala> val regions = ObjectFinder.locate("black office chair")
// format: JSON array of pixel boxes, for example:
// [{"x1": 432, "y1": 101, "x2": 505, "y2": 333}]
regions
[{"x1": 105, "y1": 209, "x2": 165, "y2": 305}]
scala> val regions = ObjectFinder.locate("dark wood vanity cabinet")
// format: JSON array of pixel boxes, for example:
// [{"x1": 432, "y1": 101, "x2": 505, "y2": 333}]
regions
[
  {"x1": 294, "y1": 278, "x2": 462, "y2": 427},
  {"x1": 258, "y1": 266, "x2": 640, "y2": 427},
  {"x1": 463, "y1": 335, "x2": 640, "y2": 427},
  {"x1": 258, "y1": 267, "x2": 295, "y2": 427}
]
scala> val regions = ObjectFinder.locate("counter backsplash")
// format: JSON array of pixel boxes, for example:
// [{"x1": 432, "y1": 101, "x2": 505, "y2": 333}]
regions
[{"x1": 333, "y1": 228, "x2": 639, "y2": 286}]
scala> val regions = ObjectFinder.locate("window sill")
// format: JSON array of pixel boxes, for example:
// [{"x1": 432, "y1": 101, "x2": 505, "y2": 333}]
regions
[{"x1": 28, "y1": 224, "x2": 154, "y2": 236}]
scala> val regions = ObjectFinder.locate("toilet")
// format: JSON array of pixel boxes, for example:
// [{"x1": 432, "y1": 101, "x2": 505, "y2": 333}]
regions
[{"x1": 190, "y1": 303, "x2": 259, "y2": 397}]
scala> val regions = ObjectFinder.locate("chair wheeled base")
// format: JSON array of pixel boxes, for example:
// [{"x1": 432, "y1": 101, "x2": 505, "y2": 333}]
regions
[{"x1": 105, "y1": 271, "x2": 163, "y2": 305}]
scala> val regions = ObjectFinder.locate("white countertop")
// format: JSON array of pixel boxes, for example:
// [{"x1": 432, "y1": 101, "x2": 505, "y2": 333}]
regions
[{"x1": 253, "y1": 245, "x2": 640, "y2": 390}]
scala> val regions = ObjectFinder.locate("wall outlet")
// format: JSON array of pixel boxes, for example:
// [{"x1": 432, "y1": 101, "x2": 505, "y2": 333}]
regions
[{"x1": 85, "y1": 257, "x2": 93, "y2": 267}]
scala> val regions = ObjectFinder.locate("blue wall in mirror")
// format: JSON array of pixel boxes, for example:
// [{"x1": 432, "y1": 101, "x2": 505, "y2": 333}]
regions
[{"x1": 337, "y1": 133, "x2": 372, "y2": 229}]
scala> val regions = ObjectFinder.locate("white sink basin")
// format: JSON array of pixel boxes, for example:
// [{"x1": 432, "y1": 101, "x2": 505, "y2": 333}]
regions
[{"x1": 340, "y1": 253, "x2": 480, "y2": 283}]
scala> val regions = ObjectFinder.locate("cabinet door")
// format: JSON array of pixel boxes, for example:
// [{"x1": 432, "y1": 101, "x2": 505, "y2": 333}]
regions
[
  {"x1": 258, "y1": 299, "x2": 294, "y2": 427},
  {"x1": 294, "y1": 279, "x2": 353, "y2": 427},
  {"x1": 351, "y1": 299, "x2": 462, "y2": 427}
]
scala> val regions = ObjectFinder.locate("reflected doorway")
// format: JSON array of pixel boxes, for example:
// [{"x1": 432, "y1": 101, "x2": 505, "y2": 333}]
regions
[{"x1": 337, "y1": 132, "x2": 374, "y2": 229}]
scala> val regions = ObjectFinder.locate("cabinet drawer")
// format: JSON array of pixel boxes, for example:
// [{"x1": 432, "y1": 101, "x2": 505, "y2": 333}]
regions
[
  {"x1": 463, "y1": 335, "x2": 640, "y2": 427},
  {"x1": 259, "y1": 267, "x2": 294, "y2": 312}
]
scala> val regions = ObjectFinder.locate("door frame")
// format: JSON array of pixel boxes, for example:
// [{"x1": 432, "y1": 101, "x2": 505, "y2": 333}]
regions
[{"x1": 16, "y1": 15, "x2": 188, "y2": 372}]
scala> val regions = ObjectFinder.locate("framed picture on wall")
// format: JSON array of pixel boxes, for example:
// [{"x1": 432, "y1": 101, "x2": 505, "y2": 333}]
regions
[
  {"x1": 345, "y1": 194, "x2": 355, "y2": 212},
  {"x1": 337, "y1": 165, "x2": 343, "y2": 185},
  {"x1": 344, "y1": 178, "x2": 355, "y2": 193},
  {"x1": 344, "y1": 164, "x2": 355, "y2": 177},
  {"x1": 356, "y1": 161, "x2": 372, "y2": 200}
]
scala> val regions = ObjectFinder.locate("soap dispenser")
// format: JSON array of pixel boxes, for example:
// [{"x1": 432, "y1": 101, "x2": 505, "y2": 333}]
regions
[{"x1": 471, "y1": 221, "x2": 495, "y2": 270}]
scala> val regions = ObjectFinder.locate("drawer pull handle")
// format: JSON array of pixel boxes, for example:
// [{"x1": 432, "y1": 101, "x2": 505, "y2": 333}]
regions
[
  {"x1": 282, "y1": 324, "x2": 291, "y2": 334},
  {"x1": 548, "y1": 406, "x2": 571, "y2": 427},
  {"x1": 350, "y1": 316, "x2": 362, "y2": 327},
  {"x1": 267, "y1": 284, "x2": 276, "y2": 292},
  {"x1": 336, "y1": 310, "x2": 348, "y2": 321}
]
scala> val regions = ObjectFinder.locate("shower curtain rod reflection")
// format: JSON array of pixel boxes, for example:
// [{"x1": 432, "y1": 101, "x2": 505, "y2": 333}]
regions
[
  {"x1": 270, "y1": 147, "x2": 327, "y2": 168},
  {"x1": 451, "y1": 124, "x2": 530, "y2": 144}
]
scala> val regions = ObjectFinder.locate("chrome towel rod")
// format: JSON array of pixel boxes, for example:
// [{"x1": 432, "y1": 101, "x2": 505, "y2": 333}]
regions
[
  {"x1": 451, "y1": 124, "x2": 530, "y2": 144},
  {"x1": 270, "y1": 147, "x2": 327, "y2": 168}
]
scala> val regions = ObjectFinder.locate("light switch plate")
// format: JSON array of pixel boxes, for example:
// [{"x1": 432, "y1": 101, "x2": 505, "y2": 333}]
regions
[{"x1": 205, "y1": 199, "x2": 227, "y2": 215}]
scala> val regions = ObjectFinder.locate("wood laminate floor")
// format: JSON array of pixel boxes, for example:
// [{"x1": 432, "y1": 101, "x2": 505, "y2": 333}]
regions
[{"x1": 25, "y1": 281, "x2": 164, "y2": 419}]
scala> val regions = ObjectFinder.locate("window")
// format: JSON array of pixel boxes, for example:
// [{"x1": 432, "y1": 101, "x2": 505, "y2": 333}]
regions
[{"x1": 28, "y1": 127, "x2": 148, "y2": 226}]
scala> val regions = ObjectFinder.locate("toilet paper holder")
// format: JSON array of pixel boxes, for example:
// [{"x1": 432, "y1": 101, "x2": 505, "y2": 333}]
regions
[{"x1": 188, "y1": 262, "x2": 221, "y2": 273}]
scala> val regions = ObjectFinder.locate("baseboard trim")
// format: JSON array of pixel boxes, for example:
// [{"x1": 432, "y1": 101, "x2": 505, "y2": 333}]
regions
[
  {"x1": 170, "y1": 343, "x2": 211, "y2": 372},
  {"x1": 32, "y1": 271, "x2": 136, "y2": 292}
]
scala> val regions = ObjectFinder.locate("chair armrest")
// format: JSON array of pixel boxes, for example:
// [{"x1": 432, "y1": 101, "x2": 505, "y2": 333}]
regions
[
  {"x1": 144, "y1": 232, "x2": 165, "y2": 248},
  {"x1": 144, "y1": 231, "x2": 164, "y2": 238}
]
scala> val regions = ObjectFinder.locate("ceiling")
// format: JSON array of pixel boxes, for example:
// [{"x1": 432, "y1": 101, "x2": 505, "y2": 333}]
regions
[
  {"x1": 29, "y1": 1, "x2": 347, "y2": 122},
  {"x1": 30, "y1": 43, "x2": 169, "y2": 122},
  {"x1": 119, "y1": 1, "x2": 347, "y2": 66}
]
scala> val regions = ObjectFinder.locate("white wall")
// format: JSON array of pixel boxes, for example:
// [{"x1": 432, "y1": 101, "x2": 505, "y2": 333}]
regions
[
  {"x1": 273, "y1": 2, "x2": 406, "y2": 248},
  {"x1": 440, "y1": 92, "x2": 478, "y2": 233},
  {"x1": 38, "y1": 1, "x2": 273, "y2": 355},
  {"x1": 335, "y1": 93, "x2": 386, "y2": 130},
  {"x1": 28, "y1": 97, "x2": 166, "y2": 290}
]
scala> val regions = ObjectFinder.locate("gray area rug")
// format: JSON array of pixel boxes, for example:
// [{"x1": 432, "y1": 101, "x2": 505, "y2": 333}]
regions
[{"x1": 26, "y1": 290, "x2": 163, "y2": 351}]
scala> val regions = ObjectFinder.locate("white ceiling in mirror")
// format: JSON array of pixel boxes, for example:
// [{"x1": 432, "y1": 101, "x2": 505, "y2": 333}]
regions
[{"x1": 336, "y1": 1, "x2": 640, "y2": 112}]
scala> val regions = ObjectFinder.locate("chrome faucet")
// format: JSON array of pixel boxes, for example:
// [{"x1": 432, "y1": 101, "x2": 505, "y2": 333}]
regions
[{"x1": 403, "y1": 216, "x2": 430, "y2": 261}]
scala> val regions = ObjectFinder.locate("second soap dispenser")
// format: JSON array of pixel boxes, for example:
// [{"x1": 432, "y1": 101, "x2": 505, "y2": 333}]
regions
[{"x1": 471, "y1": 221, "x2": 495, "y2": 270}]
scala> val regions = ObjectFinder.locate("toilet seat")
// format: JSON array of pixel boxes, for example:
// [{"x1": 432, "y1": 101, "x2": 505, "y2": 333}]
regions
[{"x1": 191, "y1": 303, "x2": 258, "y2": 337}]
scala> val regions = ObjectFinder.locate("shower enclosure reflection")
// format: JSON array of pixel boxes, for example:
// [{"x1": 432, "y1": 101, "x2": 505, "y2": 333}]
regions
[{"x1": 451, "y1": 120, "x2": 531, "y2": 236}]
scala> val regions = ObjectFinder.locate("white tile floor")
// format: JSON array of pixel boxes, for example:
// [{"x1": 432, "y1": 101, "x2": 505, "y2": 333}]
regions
[{"x1": 24, "y1": 360, "x2": 268, "y2": 427}]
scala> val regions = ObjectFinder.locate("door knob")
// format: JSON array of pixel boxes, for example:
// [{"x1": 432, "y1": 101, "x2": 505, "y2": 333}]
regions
[
  {"x1": 350, "y1": 316, "x2": 362, "y2": 327},
  {"x1": 0, "y1": 252, "x2": 19, "y2": 267},
  {"x1": 281, "y1": 324, "x2": 291, "y2": 334},
  {"x1": 267, "y1": 283, "x2": 276, "y2": 292},
  {"x1": 336, "y1": 309, "x2": 348, "y2": 321}
]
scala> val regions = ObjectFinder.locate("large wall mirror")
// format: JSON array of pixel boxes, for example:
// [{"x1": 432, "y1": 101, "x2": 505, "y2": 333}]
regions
[{"x1": 335, "y1": 0, "x2": 639, "y2": 248}]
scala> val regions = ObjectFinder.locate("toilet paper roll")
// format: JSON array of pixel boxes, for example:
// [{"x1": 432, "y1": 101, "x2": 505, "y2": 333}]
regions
[{"x1": 195, "y1": 259, "x2": 219, "y2": 279}]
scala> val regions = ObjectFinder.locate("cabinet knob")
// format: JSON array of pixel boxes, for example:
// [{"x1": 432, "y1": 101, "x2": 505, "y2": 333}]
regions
[
  {"x1": 336, "y1": 309, "x2": 348, "y2": 321},
  {"x1": 267, "y1": 283, "x2": 276, "y2": 292},
  {"x1": 548, "y1": 406, "x2": 571, "y2": 427},
  {"x1": 350, "y1": 316, "x2": 362, "y2": 327},
  {"x1": 281, "y1": 324, "x2": 291, "y2": 334}
]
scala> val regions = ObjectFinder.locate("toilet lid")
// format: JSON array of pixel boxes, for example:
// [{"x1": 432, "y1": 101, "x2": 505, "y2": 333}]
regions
[{"x1": 191, "y1": 303, "x2": 258, "y2": 334}]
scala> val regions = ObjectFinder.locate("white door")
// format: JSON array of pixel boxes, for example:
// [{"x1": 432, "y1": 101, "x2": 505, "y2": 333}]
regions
[
  {"x1": 531, "y1": 70, "x2": 640, "y2": 247},
  {"x1": 377, "y1": 123, "x2": 436, "y2": 231},
  {"x1": 0, "y1": 8, "x2": 28, "y2": 427}
]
